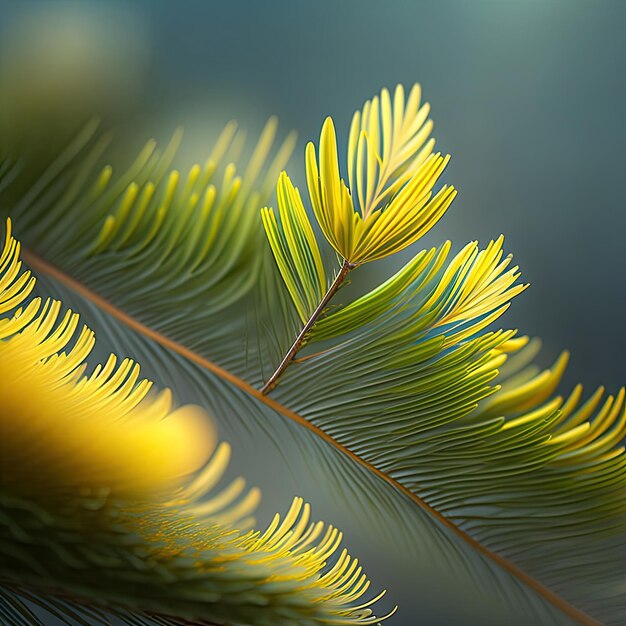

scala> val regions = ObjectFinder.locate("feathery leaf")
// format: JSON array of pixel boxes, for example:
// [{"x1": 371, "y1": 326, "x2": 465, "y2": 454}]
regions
[
  {"x1": 1, "y1": 83, "x2": 624, "y2": 626},
  {"x1": 261, "y1": 172, "x2": 327, "y2": 324},
  {"x1": 304, "y1": 85, "x2": 456, "y2": 264},
  {"x1": 0, "y1": 219, "x2": 390, "y2": 626}
]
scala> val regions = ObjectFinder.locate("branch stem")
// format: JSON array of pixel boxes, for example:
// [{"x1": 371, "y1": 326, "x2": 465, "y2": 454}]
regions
[{"x1": 261, "y1": 260, "x2": 353, "y2": 394}]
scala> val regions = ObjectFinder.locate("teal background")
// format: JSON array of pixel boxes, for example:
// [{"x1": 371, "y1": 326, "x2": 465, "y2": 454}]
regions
[
  {"x1": 2, "y1": 0, "x2": 624, "y2": 390},
  {"x1": 1, "y1": 1, "x2": 625, "y2": 625}
]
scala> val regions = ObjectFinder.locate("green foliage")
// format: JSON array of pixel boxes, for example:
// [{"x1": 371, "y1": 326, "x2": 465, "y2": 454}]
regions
[{"x1": 0, "y1": 84, "x2": 624, "y2": 626}]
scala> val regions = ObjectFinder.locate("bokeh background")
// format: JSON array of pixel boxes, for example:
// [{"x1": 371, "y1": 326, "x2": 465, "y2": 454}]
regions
[
  {"x1": 1, "y1": 1, "x2": 625, "y2": 624},
  {"x1": 2, "y1": 0, "x2": 624, "y2": 391}
]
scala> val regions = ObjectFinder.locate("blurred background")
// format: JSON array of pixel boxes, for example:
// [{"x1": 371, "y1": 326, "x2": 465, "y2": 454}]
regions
[
  {"x1": 1, "y1": 1, "x2": 625, "y2": 624},
  {"x1": 1, "y1": 0, "x2": 624, "y2": 391},
  {"x1": 0, "y1": 0, "x2": 626, "y2": 389}
]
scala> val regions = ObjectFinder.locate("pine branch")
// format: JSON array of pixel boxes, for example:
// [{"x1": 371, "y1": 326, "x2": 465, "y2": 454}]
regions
[{"x1": 261, "y1": 259, "x2": 353, "y2": 394}]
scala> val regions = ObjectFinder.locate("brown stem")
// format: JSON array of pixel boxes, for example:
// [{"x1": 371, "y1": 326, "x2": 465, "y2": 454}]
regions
[{"x1": 261, "y1": 260, "x2": 353, "y2": 394}]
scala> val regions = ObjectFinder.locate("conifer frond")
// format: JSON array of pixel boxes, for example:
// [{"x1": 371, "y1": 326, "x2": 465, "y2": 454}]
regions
[
  {"x1": 273, "y1": 235, "x2": 526, "y2": 475},
  {"x1": 261, "y1": 172, "x2": 327, "y2": 323},
  {"x1": 1, "y1": 221, "x2": 213, "y2": 496},
  {"x1": 303, "y1": 84, "x2": 457, "y2": 264},
  {"x1": 0, "y1": 220, "x2": 389, "y2": 626},
  {"x1": 270, "y1": 254, "x2": 625, "y2": 624},
  {"x1": 2, "y1": 117, "x2": 296, "y2": 375},
  {"x1": 2, "y1": 83, "x2": 624, "y2": 626},
  {"x1": 309, "y1": 236, "x2": 527, "y2": 345},
  {"x1": 256, "y1": 85, "x2": 625, "y2": 624},
  {"x1": 427, "y1": 341, "x2": 626, "y2": 625},
  {"x1": 348, "y1": 84, "x2": 435, "y2": 218}
]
